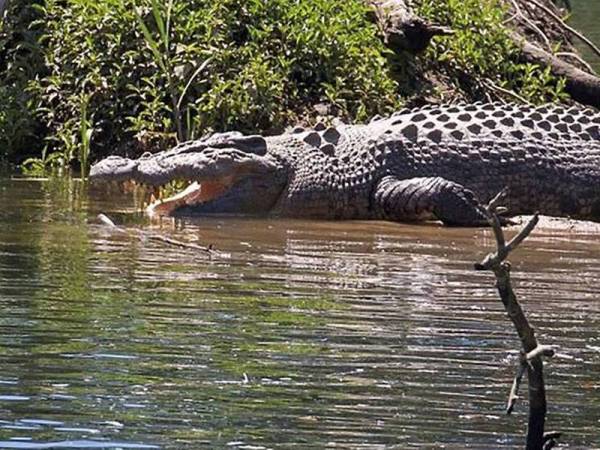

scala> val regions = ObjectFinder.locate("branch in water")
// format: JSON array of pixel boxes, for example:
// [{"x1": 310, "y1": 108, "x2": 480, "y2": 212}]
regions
[
  {"x1": 475, "y1": 193, "x2": 560, "y2": 449},
  {"x1": 96, "y1": 213, "x2": 217, "y2": 255}
]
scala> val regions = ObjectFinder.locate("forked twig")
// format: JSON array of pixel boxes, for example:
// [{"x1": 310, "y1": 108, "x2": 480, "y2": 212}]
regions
[
  {"x1": 506, "y1": 0, "x2": 552, "y2": 51},
  {"x1": 475, "y1": 191, "x2": 559, "y2": 449},
  {"x1": 482, "y1": 79, "x2": 531, "y2": 104},
  {"x1": 555, "y1": 52, "x2": 596, "y2": 74}
]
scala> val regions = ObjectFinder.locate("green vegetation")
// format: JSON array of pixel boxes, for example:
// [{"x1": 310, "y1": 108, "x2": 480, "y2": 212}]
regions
[
  {"x1": 0, "y1": 2, "x2": 44, "y2": 163},
  {"x1": 2, "y1": 0, "x2": 400, "y2": 173},
  {"x1": 417, "y1": 0, "x2": 567, "y2": 103},
  {"x1": 0, "y1": 0, "x2": 569, "y2": 174}
]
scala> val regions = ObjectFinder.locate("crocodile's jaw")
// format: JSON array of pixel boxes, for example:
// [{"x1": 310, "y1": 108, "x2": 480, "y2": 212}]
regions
[
  {"x1": 89, "y1": 134, "x2": 287, "y2": 217},
  {"x1": 146, "y1": 180, "x2": 227, "y2": 217},
  {"x1": 146, "y1": 175, "x2": 287, "y2": 217}
]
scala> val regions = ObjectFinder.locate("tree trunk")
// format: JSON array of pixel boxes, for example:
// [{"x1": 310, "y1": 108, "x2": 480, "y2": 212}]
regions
[{"x1": 367, "y1": 0, "x2": 453, "y2": 54}]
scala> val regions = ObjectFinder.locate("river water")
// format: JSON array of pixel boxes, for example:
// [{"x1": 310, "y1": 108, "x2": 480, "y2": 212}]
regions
[
  {"x1": 569, "y1": 0, "x2": 600, "y2": 73},
  {"x1": 1, "y1": 177, "x2": 599, "y2": 449}
]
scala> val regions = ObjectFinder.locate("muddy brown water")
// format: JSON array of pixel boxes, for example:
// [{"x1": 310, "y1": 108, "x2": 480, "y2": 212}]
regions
[{"x1": 1, "y1": 177, "x2": 599, "y2": 449}]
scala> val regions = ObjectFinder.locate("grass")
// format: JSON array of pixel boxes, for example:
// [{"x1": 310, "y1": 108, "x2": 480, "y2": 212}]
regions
[{"x1": 0, "y1": 0, "x2": 573, "y2": 174}]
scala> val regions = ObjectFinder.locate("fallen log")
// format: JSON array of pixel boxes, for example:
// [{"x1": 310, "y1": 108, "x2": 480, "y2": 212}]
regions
[
  {"x1": 367, "y1": 0, "x2": 453, "y2": 54},
  {"x1": 366, "y1": 0, "x2": 600, "y2": 109},
  {"x1": 516, "y1": 34, "x2": 600, "y2": 109}
]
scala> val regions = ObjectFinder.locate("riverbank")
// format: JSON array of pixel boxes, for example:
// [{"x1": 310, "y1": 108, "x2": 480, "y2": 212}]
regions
[{"x1": 0, "y1": 0, "x2": 597, "y2": 174}]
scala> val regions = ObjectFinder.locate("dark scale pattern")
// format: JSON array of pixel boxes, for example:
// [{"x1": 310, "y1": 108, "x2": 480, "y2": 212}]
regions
[
  {"x1": 90, "y1": 103, "x2": 600, "y2": 224},
  {"x1": 272, "y1": 103, "x2": 600, "y2": 222},
  {"x1": 375, "y1": 103, "x2": 600, "y2": 145}
]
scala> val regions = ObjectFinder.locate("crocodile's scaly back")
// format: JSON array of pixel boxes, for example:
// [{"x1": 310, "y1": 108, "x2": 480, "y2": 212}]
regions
[
  {"x1": 380, "y1": 102, "x2": 599, "y2": 142},
  {"x1": 273, "y1": 103, "x2": 600, "y2": 222},
  {"x1": 90, "y1": 103, "x2": 600, "y2": 225}
]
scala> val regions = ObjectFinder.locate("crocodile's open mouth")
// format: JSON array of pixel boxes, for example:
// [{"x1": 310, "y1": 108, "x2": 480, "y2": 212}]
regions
[
  {"x1": 90, "y1": 134, "x2": 286, "y2": 217},
  {"x1": 144, "y1": 177, "x2": 235, "y2": 217},
  {"x1": 92, "y1": 156, "x2": 286, "y2": 217}
]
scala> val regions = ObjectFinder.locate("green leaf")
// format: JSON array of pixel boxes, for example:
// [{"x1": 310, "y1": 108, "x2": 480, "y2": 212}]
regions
[{"x1": 133, "y1": 6, "x2": 167, "y2": 73}]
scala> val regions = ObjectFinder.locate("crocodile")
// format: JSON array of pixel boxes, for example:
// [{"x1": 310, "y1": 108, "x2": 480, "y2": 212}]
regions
[{"x1": 90, "y1": 102, "x2": 600, "y2": 226}]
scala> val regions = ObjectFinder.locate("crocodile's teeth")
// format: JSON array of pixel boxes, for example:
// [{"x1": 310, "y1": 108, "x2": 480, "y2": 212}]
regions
[{"x1": 146, "y1": 182, "x2": 203, "y2": 217}]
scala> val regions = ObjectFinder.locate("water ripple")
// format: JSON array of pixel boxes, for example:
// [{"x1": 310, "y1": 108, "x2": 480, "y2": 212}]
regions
[{"x1": 0, "y1": 179, "x2": 599, "y2": 448}]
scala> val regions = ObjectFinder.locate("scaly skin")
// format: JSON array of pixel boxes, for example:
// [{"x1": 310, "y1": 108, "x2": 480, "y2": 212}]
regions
[{"x1": 90, "y1": 102, "x2": 600, "y2": 225}]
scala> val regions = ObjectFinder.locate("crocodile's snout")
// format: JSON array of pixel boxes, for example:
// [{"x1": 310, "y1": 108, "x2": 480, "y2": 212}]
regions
[
  {"x1": 90, "y1": 155, "x2": 138, "y2": 182},
  {"x1": 89, "y1": 132, "x2": 286, "y2": 217}
]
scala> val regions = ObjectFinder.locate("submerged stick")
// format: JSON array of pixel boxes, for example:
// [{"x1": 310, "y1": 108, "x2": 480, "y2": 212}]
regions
[
  {"x1": 144, "y1": 233, "x2": 214, "y2": 253},
  {"x1": 475, "y1": 196, "x2": 558, "y2": 449},
  {"x1": 97, "y1": 213, "x2": 216, "y2": 255}
]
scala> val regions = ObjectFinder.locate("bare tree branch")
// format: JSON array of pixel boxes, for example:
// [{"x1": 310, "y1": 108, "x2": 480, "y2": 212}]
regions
[
  {"x1": 367, "y1": 0, "x2": 453, "y2": 54},
  {"x1": 528, "y1": 0, "x2": 600, "y2": 62},
  {"x1": 475, "y1": 195, "x2": 559, "y2": 449}
]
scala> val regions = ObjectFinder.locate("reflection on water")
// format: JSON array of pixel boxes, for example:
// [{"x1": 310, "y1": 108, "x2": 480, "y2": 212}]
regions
[
  {"x1": 570, "y1": 0, "x2": 600, "y2": 73},
  {"x1": 1, "y1": 177, "x2": 599, "y2": 449}
]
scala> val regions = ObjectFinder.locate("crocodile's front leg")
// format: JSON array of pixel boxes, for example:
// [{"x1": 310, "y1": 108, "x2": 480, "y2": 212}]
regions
[{"x1": 373, "y1": 176, "x2": 492, "y2": 226}]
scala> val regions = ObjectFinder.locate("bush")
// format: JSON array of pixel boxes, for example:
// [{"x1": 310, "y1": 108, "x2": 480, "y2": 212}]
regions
[
  {"x1": 23, "y1": 0, "x2": 401, "y2": 174},
  {"x1": 418, "y1": 0, "x2": 568, "y2": 103},
  {"x1": 0, "y1": 0, "x2": 573, "y2": 173},
  {"x1": 0, "y1": 1, "x2": 44, "y2": 162}
]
